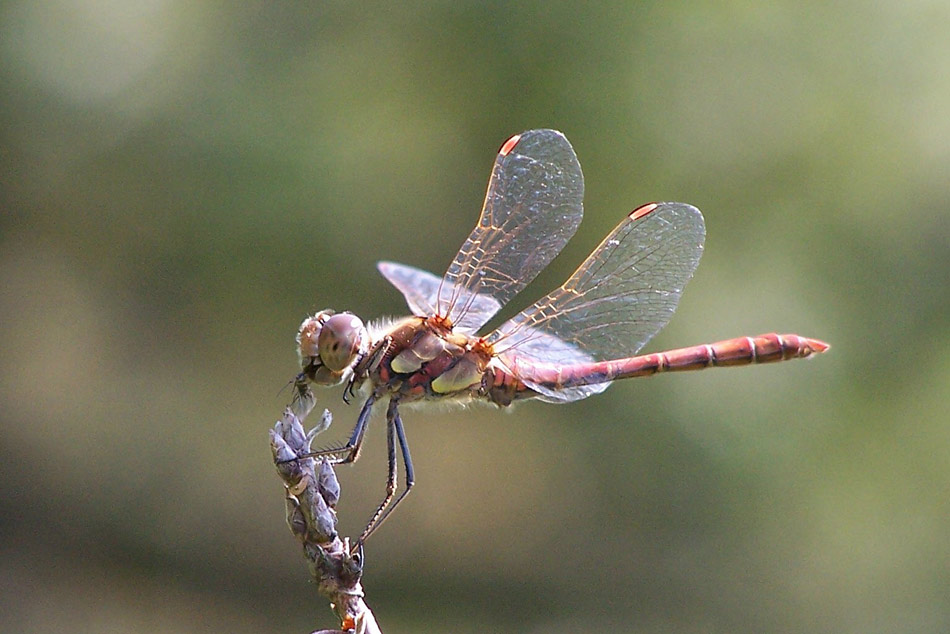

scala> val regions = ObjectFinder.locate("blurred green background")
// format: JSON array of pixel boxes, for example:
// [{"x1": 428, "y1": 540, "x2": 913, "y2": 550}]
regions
[{"x1": 2, "y1": 2, "x2": 948, "y2": 632}]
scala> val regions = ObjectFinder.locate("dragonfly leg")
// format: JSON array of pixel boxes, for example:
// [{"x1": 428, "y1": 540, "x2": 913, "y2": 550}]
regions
[
  {"x1": 287, "y1": 393, "x2": 377, "y2": 464},
  {"x1": 357, "y1": 399, "x2": 415, "y2": 547},
  {"x1": 345, "y1": 336, "x2": 391, "y2": 404},
  {"x1": 381, "y1": 407, "x2": 415, "y2": 522}
]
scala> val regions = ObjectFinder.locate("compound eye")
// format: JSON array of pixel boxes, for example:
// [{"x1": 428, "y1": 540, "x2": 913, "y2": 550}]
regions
[{"x1": 317, "y1": 313, "x2": 367, "y2": 372}]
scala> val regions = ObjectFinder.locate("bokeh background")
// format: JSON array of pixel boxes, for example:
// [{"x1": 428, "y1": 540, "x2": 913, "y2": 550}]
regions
[{"x1": 2, "y1": 2, "x2": 948, "y2": 633}]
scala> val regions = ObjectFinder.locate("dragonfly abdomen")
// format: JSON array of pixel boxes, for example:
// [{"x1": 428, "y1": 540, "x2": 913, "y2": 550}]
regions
[
  {"x1": 637, "y1": 332, "x2": 828, "y2": 373},
  {"x1": 519, "y1": 333, "x2": 829, "y2": 392}
]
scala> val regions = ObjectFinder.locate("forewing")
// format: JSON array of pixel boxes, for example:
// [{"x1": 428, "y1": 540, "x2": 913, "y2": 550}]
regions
[
  {"x1": 488, "y1": 202, "x2": 706, "y2": 401},
  {"x1": 377, "y1": 261, "x2": 501, "y2": 331},
  {"x1": 437, "y1": 129, "x2": 585, "y2": 332}
]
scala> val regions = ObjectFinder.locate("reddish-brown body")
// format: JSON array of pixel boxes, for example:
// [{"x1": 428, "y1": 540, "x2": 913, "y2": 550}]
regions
[
  {"x1": 360, "y1": 320, "x2": 828, "y2": 409},
  {"x1": 488, "y1": 332, "x2": 828, "y2": 404}
]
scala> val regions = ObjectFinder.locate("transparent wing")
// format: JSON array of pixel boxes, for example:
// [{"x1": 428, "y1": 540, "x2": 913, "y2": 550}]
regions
[
  {"x1": 487, "y1": 202, "x2": 706, "y2": 402},
  {"x1": 377, "y1": 261, "x2": 501, "y2": 333},
  {"x1": 496, "y1": 324, "x2": 608, "y2": 402},
  {"x1": 436, "y1": 129, "x2": 585, "y2": 332}
]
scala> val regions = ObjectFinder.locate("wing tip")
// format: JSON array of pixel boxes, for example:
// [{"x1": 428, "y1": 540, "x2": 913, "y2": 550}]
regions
[
  {"x1": 629, "y1": 202, "x2": 659, "y2": 221},
  {"x1": 629, "y1": 201, "x2": 705, "y2": 222},
  {"x1": 499, "y1": 133, "x2": 522, "y2": 156}
]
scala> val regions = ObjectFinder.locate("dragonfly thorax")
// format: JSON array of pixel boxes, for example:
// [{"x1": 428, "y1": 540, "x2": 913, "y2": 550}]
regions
[{"x1": 296, "y1": 310, "x2": 369, "y2": 385}]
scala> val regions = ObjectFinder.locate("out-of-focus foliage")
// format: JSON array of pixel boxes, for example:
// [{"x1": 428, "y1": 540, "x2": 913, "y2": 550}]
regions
[{"x1": 1, "y1": 2, "x2": 947, "y2": 633}]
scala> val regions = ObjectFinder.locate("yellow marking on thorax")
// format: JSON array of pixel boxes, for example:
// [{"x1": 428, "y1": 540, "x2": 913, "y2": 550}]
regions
[{"x1": 431, "y1": 356, "x2": 484, "y2": 394}]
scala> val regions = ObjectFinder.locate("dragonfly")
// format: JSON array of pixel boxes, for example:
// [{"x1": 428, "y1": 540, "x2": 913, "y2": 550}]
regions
[{"x1": 292, "y1": 129, "x2": 829, "y2": 547}]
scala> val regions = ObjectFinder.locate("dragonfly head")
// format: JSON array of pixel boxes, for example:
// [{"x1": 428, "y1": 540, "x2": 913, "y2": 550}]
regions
[{"x1": 296, "y1": 310, "x2": 369, "y2": 385}]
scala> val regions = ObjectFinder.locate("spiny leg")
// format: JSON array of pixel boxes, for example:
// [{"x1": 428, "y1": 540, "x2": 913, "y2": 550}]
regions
[
  {"x1": 345, "y1": 336, "x2": 391, "y2": 404},
  {"x1": 285, "y1": 393, "x2": 377, "y2": 465},
  {"x1": 356, "y1": 399, "x2": 399, "y2": 545},
  {"x1": 367, "y1": 405, "x2": 414, "y2": 539},
  {"x1": 357, "y1": 399, "x2": 415, "y2": 546}
]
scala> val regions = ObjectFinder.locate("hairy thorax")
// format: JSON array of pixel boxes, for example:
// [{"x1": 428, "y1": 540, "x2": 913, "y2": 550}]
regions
[{"x1": 367, "y1": 316, "x2": 497, "y2": 404}]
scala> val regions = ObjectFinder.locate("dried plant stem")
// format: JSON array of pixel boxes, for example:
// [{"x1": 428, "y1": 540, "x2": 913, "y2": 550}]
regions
[{"x1": 270, "y1": 385, "x2": 382, "y2": 634}]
